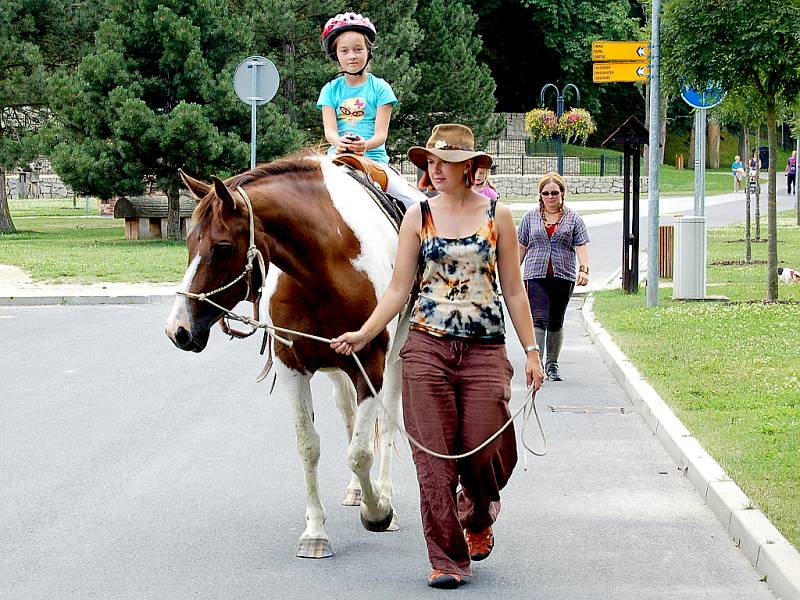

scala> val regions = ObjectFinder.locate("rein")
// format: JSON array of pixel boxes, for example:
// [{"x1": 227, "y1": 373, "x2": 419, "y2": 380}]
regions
[{"x1": 177, "y1": 185, "x2": 547, "y2": 464}]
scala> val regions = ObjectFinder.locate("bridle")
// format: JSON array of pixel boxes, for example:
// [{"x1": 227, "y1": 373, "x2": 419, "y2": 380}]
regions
[{"x1": 176, "y1": 185, "x2": 267, "y2": 339}]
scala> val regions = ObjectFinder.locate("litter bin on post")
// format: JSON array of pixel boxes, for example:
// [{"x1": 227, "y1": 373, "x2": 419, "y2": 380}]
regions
[
  {"x1": 673, "y1": 216, "x2": 706, "y2": 299},
  {"x1": 658, "y1": 224, "x2": 674, "y2": 278},
  {"x1": 759, "y1": 146, "x2": 769, "y2": 170}
]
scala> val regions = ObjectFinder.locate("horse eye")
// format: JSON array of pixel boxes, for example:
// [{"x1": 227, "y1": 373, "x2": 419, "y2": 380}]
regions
[{"x1": 213, "y1": 243, "x2": 234, "y2": 258}]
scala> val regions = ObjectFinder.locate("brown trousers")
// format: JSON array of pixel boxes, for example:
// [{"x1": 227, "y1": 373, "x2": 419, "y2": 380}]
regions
[{"x1": 399, "y1": 330, "x2": 518, "y2": 577}]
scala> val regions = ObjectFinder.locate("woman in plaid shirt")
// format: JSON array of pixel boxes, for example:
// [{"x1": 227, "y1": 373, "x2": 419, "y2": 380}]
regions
[{"x1": 517, "y1": 172, "x2": 590, "y2": 381}]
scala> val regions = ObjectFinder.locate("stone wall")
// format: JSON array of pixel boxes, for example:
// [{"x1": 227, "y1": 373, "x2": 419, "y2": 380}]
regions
[
  {"x1": 492, "y1": 175, "x2": 649, "y2": 197},
  {"x1": 7, "y1": 173, "x2": 75, "y2": 199},
  {"x1": 403, "y1": 174, "x2": 649, "y2": 197}
]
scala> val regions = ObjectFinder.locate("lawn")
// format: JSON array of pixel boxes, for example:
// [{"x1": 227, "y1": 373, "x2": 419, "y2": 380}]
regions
[
  {"x1": 592, "y1": 211, "x2": 800, "y2": 549},
  {"x1": 0, "y1": 216, "x2": 186, "y2": 283}
]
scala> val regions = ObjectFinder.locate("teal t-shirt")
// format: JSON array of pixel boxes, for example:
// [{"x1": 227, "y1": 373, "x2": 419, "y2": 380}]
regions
[{"x1": 316, "y1": 74, "x2": 398, "y2": 163}]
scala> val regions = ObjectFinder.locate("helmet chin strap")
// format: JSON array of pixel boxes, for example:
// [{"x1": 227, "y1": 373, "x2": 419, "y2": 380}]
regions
[{"x1": 339, "y1": 52, "x2": 372, "y2": 77}]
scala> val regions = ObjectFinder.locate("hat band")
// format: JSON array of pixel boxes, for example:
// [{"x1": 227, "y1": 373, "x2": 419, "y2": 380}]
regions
[{"x1": 428, "y1": 143, "x2": 475, "y2": 151}]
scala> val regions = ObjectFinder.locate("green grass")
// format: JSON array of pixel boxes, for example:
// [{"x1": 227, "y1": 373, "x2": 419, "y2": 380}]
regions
[
  {"x1": 7, "y1": 197, "x2": 99, "y2": 217},
  {"x1": 0, "y1": 216, "x2": 186, "y2": 283},
  {"x1": 593, "y1": 211, "x2": 800, "y2": 549},
  {"x1": 658, "y1": 164, "x2": 739, "y2": 196}
]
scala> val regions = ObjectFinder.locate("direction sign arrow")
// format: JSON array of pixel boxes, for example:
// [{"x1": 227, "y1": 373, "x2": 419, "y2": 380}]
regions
[
  {"x1": 592, "y1": 41, "x2": 650, "y2": 62},
  {"x1": 593, "y1": 61, "x2": 650, "y2": 83}
]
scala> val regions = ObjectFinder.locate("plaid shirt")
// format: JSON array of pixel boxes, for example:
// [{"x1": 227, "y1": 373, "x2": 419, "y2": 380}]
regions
[{"x1": 518, "y1": 207, "x2": 590, "y2": 280}]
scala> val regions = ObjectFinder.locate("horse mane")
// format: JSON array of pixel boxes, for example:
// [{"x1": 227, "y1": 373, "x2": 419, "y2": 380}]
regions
[{"x1": 193, "y1": 149, "x2": 324, "y2": 221}]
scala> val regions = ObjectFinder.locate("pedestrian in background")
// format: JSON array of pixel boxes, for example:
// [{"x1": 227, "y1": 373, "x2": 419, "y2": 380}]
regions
[
  {"x1": 473, "y1": 166, "x2": 499, "y2": 200},
  {"x1": 786, "y1": 150, "x2": 797, "y2": 195},
  {"x1": 518, "y1": 172, "x2": 590, "y2": 382},
  {"x1": 731, "y1": 155, "x2": 744, "y2": 192}
]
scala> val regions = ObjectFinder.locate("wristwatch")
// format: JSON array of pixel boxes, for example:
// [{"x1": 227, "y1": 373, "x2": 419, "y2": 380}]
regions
[{"x1": 524, "y1": 344, "x2": 540, "y2": 353}]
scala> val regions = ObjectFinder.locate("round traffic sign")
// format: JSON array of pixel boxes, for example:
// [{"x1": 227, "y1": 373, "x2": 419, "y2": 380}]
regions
[
  {"x1": 680, "y1": 83, "x2": 726, "y2": 109},
  {"x1": 233, "y1": 56, "x2": 279, "y2": 106}
]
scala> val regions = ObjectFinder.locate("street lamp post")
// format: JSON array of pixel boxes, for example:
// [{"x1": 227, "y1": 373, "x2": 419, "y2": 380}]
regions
[{"x1": 540, "y1": 83, "x2": 581, "y2": 175}]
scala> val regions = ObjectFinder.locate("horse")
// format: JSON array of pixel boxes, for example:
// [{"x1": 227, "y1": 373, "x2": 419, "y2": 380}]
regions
[{"x1": 165, "y1": 153, "x2": 412, "y2": 559}]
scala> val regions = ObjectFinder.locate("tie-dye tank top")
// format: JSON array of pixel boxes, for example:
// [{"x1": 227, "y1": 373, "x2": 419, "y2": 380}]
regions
[{"x1": 409, "y1": 199, "x2": 506, "y2": 342}]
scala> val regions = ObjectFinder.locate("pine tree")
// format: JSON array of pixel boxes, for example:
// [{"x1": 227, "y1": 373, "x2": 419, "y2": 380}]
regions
[
  {"x1": 399, "y1": 0, "x2": 503, "y2": 150},
  {"x1": 48, "y1": 0, "x2": 304, "y2": 239},
  {"x1": 0, "y1": 0, "x2": 99, "y2": 233}
]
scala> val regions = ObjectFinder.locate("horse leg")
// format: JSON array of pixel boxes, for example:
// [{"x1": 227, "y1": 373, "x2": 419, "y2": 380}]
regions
[
  {"x1": 348, "y1": 396, "x2": 394, "y2": 532},
  {"x1": 375, "y1": 359, "x2": 402, "y2": 530},
  {"x1": 327, "y1": 370, "x2": 362, "y2": 506},
  {"x1": 282, "y1": 365, "x2": 332, "y2": 558}
]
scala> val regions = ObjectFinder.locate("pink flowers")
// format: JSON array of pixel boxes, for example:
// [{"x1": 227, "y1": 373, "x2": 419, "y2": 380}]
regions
[
  {"x1": 524, "y1": 109, "x2": 558, "y2": 141},
  {"x1": 525, "y1": 107, "x2": 597, "y2": 144}
]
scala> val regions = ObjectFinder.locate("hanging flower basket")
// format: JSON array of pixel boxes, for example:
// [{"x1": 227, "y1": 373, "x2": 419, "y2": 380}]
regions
[
  {"x1": 524, "y1": 109, "x2": 558, "y2": 142},
  {"x1": 558, "y1": 108, "x2": 597, "y2": 145}
]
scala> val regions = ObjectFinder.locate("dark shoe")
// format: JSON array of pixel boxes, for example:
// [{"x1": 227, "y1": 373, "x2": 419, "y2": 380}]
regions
[
  {"x1": 546, "y1": 364, "x2": 562, "y2": 381},
  {"x1": 465, "y1": 526, "x2": 494, "y2": 561},
  {"x1": 428, "y1": 569, "x2": 462, "y2": 589}
]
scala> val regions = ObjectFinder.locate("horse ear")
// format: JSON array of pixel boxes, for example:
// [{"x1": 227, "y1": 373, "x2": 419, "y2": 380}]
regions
[
  {"x1": 178, "y1": 169, "x2": 210, "y2": 201},
  {"x1": 210, "y1": 175, "x2": 237, "y2": 211}
]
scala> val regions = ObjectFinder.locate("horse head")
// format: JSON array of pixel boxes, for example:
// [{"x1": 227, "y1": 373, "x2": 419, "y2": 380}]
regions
[{"x1": 165, "y1": 170, "x2": 266, "y2": 352}]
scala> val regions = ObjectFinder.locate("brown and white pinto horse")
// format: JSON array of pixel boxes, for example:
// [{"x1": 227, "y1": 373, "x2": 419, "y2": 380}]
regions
[{"x1": 165, "y1": 154, "x2": 411, "y2": 558}]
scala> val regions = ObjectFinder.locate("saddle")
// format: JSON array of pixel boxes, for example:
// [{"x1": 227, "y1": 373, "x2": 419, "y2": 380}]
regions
[
  {"x1": 332, "y1": 154, "x2": 406, "y2": 232},
  {"x1": 332, "y1": 153, "x2": 389, "y2": 191}
]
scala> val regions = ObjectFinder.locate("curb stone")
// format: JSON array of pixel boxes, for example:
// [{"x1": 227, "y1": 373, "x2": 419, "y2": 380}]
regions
[
  {"x1": 580, "y1": 295, "x2": 800, "y2": 600},
  {"x1": 0, "y1": 294, "x2": 174, "y2": 307}
]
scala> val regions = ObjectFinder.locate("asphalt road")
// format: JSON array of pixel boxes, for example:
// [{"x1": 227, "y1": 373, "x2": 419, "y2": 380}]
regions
[{"x1": 0, "y1": 301, "x2": 775, "y2": 599}]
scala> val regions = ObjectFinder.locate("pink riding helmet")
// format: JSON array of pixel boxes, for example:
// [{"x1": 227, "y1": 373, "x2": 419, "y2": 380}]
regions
[{"x1": 321, "y1": 12, "x2": 377, "y2": 61}]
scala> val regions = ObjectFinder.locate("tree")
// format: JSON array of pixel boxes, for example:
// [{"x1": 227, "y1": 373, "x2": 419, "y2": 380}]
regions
[
  {"x1": 398, "y1": 0, "x2": 503, "y2": 149},
  {"x1": 48, "y1": 0, "x2": 303, "y2": 240},
  {"x1": 0, "y1": 0, "x2": 99, "y2": 233},
  {"x1": 662, "y1": 0, "x2": 800, "y2": 301}
]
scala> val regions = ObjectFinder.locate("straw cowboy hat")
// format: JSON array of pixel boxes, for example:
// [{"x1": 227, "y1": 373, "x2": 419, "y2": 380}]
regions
[{"x1": 407, "y1": 124, "x2": 493, "y2": 170}]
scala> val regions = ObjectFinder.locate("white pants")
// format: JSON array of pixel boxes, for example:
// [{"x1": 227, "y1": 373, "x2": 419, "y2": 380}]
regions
[{"x1": 376, "y1": 163, "x2": 426, "y2": 209}]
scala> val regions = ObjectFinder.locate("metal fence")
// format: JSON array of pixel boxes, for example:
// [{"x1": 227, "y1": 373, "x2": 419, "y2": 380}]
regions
[{"x1": 398, "y1": 154, "x2": 624, "y2": 177}]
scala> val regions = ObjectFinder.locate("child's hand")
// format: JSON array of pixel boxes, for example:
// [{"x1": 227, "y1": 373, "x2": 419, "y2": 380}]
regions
[{"x1": 336, "y1": 134, "x2": 366, "y2": 155}]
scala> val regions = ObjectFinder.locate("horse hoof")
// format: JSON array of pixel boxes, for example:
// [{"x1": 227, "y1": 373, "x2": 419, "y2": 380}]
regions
[
  {"x1": 385, "y1": 513, "x2": 399, "y2": 531},
  {"x1": 361, "y1": 507, "x2": 394, "y2": 532},
  {"x1": 297, "y1": 538, "x2": 333, "y2": 559},
  {"x1": 341, "y1": 488, "x2": 362, "y2": 506}
]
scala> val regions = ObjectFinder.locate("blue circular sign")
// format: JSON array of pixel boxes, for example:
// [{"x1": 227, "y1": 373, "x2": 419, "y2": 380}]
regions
[{"x1": 680, "y1": 83, "x2": 726, "y2": 109}]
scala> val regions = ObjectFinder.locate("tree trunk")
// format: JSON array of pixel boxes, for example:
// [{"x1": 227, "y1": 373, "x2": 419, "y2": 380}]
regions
[
  {"x1": 707, "y1": 119, "x2": 720, "y2": 168},
  {"x1": 283, "y1": 40, "x2": 296, "y2": 122},
  {"x1": 0, "y1": 168, "x2": 16, "y2": 233},
  {"x1": 688, "y1": 121, "x2": 696, "y2": 170},
  {"x1": 166, "y1": 184, "x2": 181, "y2": 240},
  {"x1": 754, "y1": 127, "x2": 761, "y2": 240},
  {"x1": 765, "y1": 96, "x2": 778, "y2": 302},
  {"x1": 738, "y1": 127, "x2": 747, "y2": 165},
  {"x1": 659, "y1": 96, "x2": 667, "y2": 165},
  {"x1": 744, "y1": 129, "x2": 751, "y2": 263}
]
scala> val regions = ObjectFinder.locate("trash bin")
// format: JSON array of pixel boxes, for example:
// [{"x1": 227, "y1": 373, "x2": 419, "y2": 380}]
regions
[
  {"x1": 673, "y1": 216, "x2": 706, "y2": 299},
  {"x1": 658, "y1": 225, "x2": 674, "y2": 279},
  {"x1": 759, "y1": 146, "x2": 769, "y2": 170}
]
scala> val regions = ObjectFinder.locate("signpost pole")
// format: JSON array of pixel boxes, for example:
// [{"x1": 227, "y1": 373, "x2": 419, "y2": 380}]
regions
[
  {"x1": 233, "y1": 55, "x2": 279, "y2": 171},
  {"x1": 646, "y1": 0, "x2": 661, "y2": 307},
  {"x1": 693, "y1": 108, "x2": 707, "y2": 216},
  {"x1": 249, "y1": 60, "x2": 258, "y2": 170}
]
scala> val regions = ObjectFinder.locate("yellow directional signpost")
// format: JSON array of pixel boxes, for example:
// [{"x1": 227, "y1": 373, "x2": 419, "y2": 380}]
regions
[
  {"x1": 592, "y1": 41, "x2": 650, "y2": 83},
  {"x1": 593, "y1": 62, "x2": 650, "y2": 83}
]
